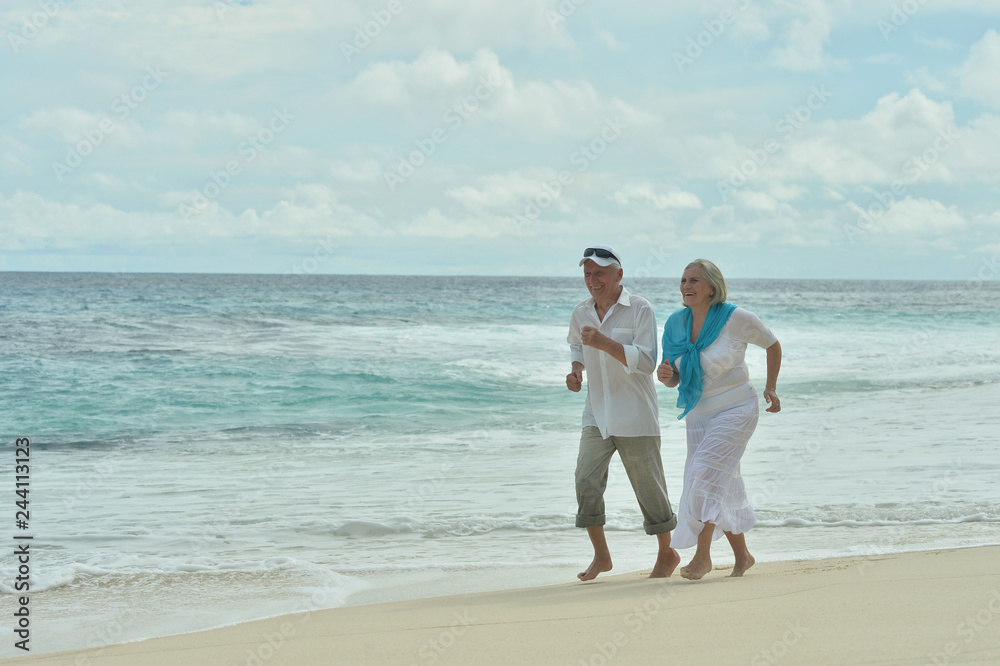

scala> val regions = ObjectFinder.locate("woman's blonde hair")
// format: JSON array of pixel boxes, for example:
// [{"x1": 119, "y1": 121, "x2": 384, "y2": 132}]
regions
[{"x1": 685, "y1": 259, "x2": 727, "y2": 306}]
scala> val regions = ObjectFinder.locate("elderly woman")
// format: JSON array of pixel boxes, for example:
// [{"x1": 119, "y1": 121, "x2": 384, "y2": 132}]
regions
[{"x1": 657, "y1": 259, "x2": 781, "y2": 580}]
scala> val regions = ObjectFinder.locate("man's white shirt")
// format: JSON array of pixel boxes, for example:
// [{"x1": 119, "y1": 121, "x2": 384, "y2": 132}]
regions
[{"x1": 568, "y1": 287, "x2": 660, "y2": 438}]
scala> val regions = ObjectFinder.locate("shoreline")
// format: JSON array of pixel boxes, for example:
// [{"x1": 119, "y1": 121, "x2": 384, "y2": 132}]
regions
[{"x1": 5, "y1": 545, "x2": 1000, "y2": 665}]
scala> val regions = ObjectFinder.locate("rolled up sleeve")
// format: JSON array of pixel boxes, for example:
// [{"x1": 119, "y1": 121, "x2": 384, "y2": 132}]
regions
[
  {"x1": 619, "y1": 303, "x2": 657, "y2": 376},
  {"x1": 568, "y1": 310, "x2": 585, "y2": 365}
]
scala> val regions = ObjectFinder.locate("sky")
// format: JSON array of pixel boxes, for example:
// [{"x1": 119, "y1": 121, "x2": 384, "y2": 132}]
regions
[{"x1": 1, "y1": 0, "x2": 999, "y2": 279}]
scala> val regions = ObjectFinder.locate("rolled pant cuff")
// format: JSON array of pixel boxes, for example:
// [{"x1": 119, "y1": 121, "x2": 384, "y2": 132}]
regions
[
  {"x1": 576, "y1": 514, "x2": 606, "y2": 528},
  {"x1": 643, "y1": 513, "x2": 678, "y2": 535}
]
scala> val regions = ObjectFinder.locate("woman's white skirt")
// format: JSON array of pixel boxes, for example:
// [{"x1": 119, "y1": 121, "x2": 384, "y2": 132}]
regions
[{"x1": 671, "y1": 387, "x2": 759, "y2": 550}]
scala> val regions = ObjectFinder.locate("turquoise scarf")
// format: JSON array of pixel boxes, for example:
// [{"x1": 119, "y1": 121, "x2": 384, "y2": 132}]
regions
[{"x1": 662, "y1": 302, "x2": 737, "y2": 419}]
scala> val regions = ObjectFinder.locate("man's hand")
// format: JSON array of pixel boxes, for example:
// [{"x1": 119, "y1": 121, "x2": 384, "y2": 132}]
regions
[
  {"x1": 566, "y1": 364, "x2": 583, "y2": 392},
  {"x1": 580, "y1": 326, "x2": 608, "y2": 349},
  {"x1": 581, "y1": 326, "x2": 629, "y2": 367}
]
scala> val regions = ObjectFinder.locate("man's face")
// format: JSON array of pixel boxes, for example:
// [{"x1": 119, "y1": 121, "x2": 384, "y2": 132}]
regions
[{"x1": 583, "y1": 260, "x2": 623, "y2": 301}]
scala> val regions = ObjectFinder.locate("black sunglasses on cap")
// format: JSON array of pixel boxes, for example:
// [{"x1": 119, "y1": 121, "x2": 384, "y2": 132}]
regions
[{"x1": 583, "y1": 247, "x2": 621, "y2": 262}]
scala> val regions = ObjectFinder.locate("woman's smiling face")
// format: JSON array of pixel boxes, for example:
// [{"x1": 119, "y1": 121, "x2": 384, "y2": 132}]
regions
[{"x1": 679, "y1": 265, "x2": 713, "y2": 309}]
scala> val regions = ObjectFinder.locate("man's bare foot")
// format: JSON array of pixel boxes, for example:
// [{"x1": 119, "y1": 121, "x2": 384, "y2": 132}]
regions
[
  {"x1": 679, "y1": 555, "x2": 712, "y2": 581},
  {"x1": 578, "y1": 554, "x2": 613, "y2": 581},
  {"x1": 649, "y1": 547, "x2": 681, "y2": 578},
  {"x1": 728, "y1": 553, "x2": 755, "y2": 577}
]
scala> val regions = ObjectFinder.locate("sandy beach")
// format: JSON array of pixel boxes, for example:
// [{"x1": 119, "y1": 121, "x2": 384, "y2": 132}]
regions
[{"x1": 6, "y1": 545, "x2": 999, "y2": 665}]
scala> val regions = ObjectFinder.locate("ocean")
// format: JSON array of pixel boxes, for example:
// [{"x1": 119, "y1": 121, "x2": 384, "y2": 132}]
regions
[{"x1": 2, "y1": 272, "x2": 999, "y2": 657}]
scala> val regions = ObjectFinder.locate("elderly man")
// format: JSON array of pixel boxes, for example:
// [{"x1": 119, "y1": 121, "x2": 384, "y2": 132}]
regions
[{"x1": 566, "y1": 245, "x2": 679, "y2": 580}]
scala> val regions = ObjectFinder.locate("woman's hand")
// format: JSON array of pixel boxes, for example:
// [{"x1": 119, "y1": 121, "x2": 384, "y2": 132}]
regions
[
  {"x1": 764, "y1": 341, "x2": 781, "y2": 413},
  {"x1": 657, "y1": 361, "x2": 676, "y2": 387},
  {"x1": 763, "y1": 387, "x2": 781, "y2": 413}
]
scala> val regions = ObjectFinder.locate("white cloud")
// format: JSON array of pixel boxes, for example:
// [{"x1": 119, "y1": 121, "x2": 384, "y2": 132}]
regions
[
  {"x1": 865, "y1": 53, "x2": 904, "y2": 65},
  {"x1": 158, "y1": 109, "x2": 260, "y2": 142},
  {"x1": 595, "y1": 30, "x2": 627, "y2": 51},
  {"x1": 3, "y1": 0, "x2": 570, "y2": 82},
  {"x1": 399, "y1": 207, "x2": 508, "y2": 239},
  {"x1": 248, "y1": 185, "x2": 383, "y2": 238},
  {"x1": 22, "y1": 1, "x2": 341, "y2": 81},
  {"x1": 866, "y1": 197, "x2": 969, "y2": 248},
  {"x1": 0, "y1": 191, "x2": 173, "y2": 250},
  {"x1": 612, "y1": 183, "x2": 702, "y2": 210},
  {"x1": 771, "y1": 208, "x2": 843, "y2": 247},
  {"x1": 767, "y1": 0, "x2": 838, "y2": 71},
  {"x1": 18, "y1": 107, "x2": 108, "y2": 144},
  {"x1": 913, "y1": 34, "x2": 958, "y2": 52},
  {"x1": 0, "y1": 187, "x2": 381, "y2": 250},
  {"x1": 765, "y1": 182, "x2": 809, "y2": 201},
  {"x1": 443, "y1": 170, "x2": 582, "y2": 223},
  {"x1": 956, "y1": 30, "x2": 1000, "y2": 109},
  {"x1": 665, "y1": 89, "x2": 968, "y2": 192},
  {"x1": 346, "y1": 0, "x2": 564, "y2": 54},
  {"x1": 732, "y1": 89, "x2": 974, "y2": 187},
  {"x1": 0, "y1": 135, "x2": 34, "y2": 174},
  {"x1": 331, "y1": 158, "x2": 384, "y2": 184},
  {"x1": 842, "y1": 196, "x2": 996, "y2": 252},
  {"x1": 88, "y1": 172, "x2": 130, "y2": 191},
  {"x1": 945, "y1": 114, "x2": 1000, "y2": 184},
  {"x1": 346, "y1": 49, "x2": 509, "y2": 122},
  {"x1": 730, "y1": 190, "x2": 777, "y2": 211},
  {"x1": 686, "y1": 205, "x2": 762, "y2": 245},
  {"x1": 682, "y1": 200, "x2": 843, "y2": 248},
  {"x1": 727, "y1": 3, "x2": 772, "y2": 43},
  {"x1": 903, "y1": 67, "x2": 950, "y2": 95},
  {"x1": 18, "y1": 106, "x2": 151, "y2": 152},
  {"x1": 690, "y1": 0, "x2": 770, "y2": 43},
  {"x1": 345, "y1": 49, "x2": 656, "y2": 134},
  {"x1": 904, "y1": 31, "x2": 1000, "y2": 111},
  {"x1": 821, "y1": 186, "x2": 846, "y2": 201},
  {"x1": 973, "y1": 243, "x2": 1000, "y2": 255}
]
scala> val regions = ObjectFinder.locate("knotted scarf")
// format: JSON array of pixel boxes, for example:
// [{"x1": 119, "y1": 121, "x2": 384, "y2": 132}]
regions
[{"x1": 662, "y1": 302, "x2": 737, "y2": 419}]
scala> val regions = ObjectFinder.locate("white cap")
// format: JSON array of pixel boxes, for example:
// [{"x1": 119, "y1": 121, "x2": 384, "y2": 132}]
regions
[{"x1": 579, "y1": 245, "x2": 622, "y2": 267}]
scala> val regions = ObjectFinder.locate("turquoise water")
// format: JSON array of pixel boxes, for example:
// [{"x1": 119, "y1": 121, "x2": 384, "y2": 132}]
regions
[{"x1": 2, "y1": 272, "x2": 999, "y2": 655}]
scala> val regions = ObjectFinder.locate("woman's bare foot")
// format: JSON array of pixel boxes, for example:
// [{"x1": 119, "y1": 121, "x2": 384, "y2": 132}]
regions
[
  {"x1": 724, "y1": 531, "x2": 754, "y2": 578},
  {"x1": 649, "y1": 547, "x2": 680, "y2": 578},
  {"x1": 728, "y1": 552, "x2": 755, "y2": 577},
  {"x1": 578, "y1": 554, "x2": 613, "y2": 581},
  {"x1": 679, "y1": 554, "x2": 712, "y2": 580}
]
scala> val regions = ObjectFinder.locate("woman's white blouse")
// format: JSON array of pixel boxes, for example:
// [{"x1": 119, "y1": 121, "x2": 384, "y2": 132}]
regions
[{"x1": 677, "y1": 307, "x2": 777, "y2": 401}]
